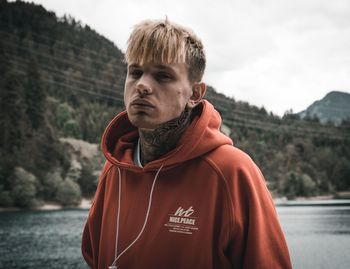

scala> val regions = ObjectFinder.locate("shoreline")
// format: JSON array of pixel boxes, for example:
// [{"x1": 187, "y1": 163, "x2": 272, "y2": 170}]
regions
[
  {"x1": 0, "y1": 198, "x2": 92, "y2": 212},
  {"x1": 275, "y1": 199, "x2": 350, "y2": 207},
  {"x1": 1, "y1": 192, "x2": 350, "y2": 212},
  {"x1": 274, "y1": 192, "x2": 350, "y2": 206}
]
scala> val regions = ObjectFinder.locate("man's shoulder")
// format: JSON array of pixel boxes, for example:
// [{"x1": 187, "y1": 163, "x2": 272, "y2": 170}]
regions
[
  {"x1": 202, "y1": 145, "x2": 268, "y2": 201},
  {"x1": 204, "y1": 144, "x2": 255, "y2": 168},
  {"x1": 202, "y1": 144, "x2": 260, "y2": 181}
]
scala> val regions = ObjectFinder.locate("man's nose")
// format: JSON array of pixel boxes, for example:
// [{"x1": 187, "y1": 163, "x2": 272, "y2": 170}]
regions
[{"x1": 136, "y1": 75, "x2": 152, "y2": 95}]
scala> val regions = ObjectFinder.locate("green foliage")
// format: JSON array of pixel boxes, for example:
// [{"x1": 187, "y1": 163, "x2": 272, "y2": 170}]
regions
[
  {"x1": 56, "y1": 103, "x2": 73, "y2": 128},
  {"x1": 79, "y1": 165, "x2": 99, "y2": 197},
  {"x1": 40, "y1": 169, "x2": 63, "y2": 201},
  {"x1": 10, "y1": 167, "x2": 38, "y2": 208},
  {"x1": 282, "y1": 171, "x2": 318, "y2": 199},
  {"x1": 282, "y1": 172, "x2": 298, "y2": 199},
  {"x1": 0, "y1": 184, "x2": 14, "y2": 206},
  {"x1": 55, "y1": 178, "x2": 82, "y2": 206},
  {"x1": 63, "y1": 119, "x2": 82, "y2": 139},
  {"x1": 25, "y1": 59, "x2": 46, "y2": 129},
  {"x1": 0, "y1": 1, "x2": 122, "y2": 208},
  {"x1": 78, "y1": 102, "x2": 120, "y2": 142},
  {"x1": 299, "y1": 174, "x2": 318, "y2": 197},
  {"x1": 332, "y1": 158, "x2": 350, "y2": 190},
  {"x1": 65, "y1": 159, "x2": 82, "y2": 182},
  {"x1": 0, "y1": 71, "x2": 27, "y2": 155},
  {"x1": 303, "y1": 112, "x2": 320, "y2": 123}
]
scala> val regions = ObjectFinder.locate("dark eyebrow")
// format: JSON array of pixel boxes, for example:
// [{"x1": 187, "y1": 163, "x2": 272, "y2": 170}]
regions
[
  {"x1": 154, "y1": 65, "x2": 175, "y2": 73},
  {"x1": 128, "y1": 64, "x2": 176, "y2": 73},
  {"x1": 128, "y1": 64, "x2": 140, "y2": 69}
]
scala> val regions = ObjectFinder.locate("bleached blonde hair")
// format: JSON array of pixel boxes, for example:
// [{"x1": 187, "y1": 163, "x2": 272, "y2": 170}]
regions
[{"x1": 125, "y1": 18, "x2": 206, "y2": 83}]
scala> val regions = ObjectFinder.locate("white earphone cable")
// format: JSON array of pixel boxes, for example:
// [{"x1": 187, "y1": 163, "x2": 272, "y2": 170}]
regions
[{"x1": 110, "y1": 165, "x2": 164, "y2": 268}]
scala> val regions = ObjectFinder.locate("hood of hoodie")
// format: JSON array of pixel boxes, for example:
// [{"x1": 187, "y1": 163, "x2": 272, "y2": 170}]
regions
[{"x1": 101, "y1": 100, "x2": 233, "y2": 172}]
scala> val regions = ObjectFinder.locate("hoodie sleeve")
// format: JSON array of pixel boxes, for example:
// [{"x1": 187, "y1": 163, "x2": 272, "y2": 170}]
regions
[
  {"x1": 82, "y1": 220, "x2": 94, "y2": 268},
  {"x1": 81, "y1": 161, "x2": 112, "y2": 269},
  {"x1": 208, "y1": 146, "x2": 292, "y2": 269}
]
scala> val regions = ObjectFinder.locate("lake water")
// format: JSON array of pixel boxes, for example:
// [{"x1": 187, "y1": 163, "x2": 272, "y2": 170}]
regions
[
  {"x1": 0, "y1": 205, "x2": 349, "y2": 269},
  {"x1": 278, "y1": 205, "x2": 350, "y2": 269}
]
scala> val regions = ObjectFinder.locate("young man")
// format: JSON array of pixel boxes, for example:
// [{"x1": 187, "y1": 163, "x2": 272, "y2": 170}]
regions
[{"x1": 81, "y1": 19, "x2": 292, "y2": 269}]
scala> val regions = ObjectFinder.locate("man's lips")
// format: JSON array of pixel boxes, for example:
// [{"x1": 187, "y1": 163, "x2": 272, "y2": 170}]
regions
[{"x1": 130, "y1": 99, "x2": 155, "y2": 108}]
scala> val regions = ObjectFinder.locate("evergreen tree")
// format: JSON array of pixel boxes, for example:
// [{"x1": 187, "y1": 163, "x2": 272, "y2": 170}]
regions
[
  {"x1": 0, "y1": 47, "x2": 27, "y2": 191},
  {"x1": 24, "y1": 58, "x2": 46, "y2": 129}
]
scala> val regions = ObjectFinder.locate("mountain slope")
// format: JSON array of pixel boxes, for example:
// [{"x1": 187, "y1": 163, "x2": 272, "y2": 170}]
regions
[{"x1": 299, "y1": 91, "x2": 350, "y2": 125}]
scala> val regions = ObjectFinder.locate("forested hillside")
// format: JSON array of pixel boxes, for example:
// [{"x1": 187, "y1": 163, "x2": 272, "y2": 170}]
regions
[{"x1": 0, "y1": 0, "x2": 349, "y2": 208}]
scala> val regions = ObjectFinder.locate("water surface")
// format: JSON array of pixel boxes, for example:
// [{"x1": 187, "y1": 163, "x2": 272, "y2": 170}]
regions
[
  {"x1": 0, "y1": 209, "x2": 89, "y2": 269},
  {"x1": 277, "y1": 205, "x2": 350, "y2": 269},
  {"x1": 0, "y1": 205, "x2": 349, "y2": 268}
]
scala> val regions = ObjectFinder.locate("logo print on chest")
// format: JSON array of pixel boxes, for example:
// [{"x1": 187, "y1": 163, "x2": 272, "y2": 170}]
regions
[{"x1": 164, "y1": 206, "x2": 199, "y2": 235}]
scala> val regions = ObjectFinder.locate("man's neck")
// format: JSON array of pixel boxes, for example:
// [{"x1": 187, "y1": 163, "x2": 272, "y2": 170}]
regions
[{"x1": 138, "y1": 107, "x2": 192, "y2": 165}]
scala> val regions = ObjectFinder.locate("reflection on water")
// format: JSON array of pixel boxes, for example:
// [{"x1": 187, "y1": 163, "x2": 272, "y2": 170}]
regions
[
  {"x1": 0, "y1": 206, "x2": 349, "y2": 269},
  {"x1": 277, "y1": 206, "x2": 350, "y2": 269},
  {"x1": 0, "y1": 210, "x2": 89, "y2": 269}
]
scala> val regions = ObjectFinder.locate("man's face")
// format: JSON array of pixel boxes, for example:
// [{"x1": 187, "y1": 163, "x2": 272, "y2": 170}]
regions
[{"x1": 124, "y1": 62, "x2": 193, "y2": 130}]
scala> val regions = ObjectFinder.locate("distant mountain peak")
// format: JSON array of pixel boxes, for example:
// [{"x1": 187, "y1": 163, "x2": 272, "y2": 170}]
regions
[{"x1": 298, "y1": 91, "x2": 350, "y2": 125}]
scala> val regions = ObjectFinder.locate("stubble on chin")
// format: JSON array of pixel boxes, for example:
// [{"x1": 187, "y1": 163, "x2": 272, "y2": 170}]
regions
[{"x1": 128, "y1": 112, "x2": 156, "y2": 130}]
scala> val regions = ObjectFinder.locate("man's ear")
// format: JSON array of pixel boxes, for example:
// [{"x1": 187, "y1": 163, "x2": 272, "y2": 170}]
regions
[{"x1": 187, "y1": 82, "x2": 207, "y2": 109}]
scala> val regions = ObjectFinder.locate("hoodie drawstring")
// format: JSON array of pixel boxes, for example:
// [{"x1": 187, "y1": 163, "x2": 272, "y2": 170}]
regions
[{"x1": 109, "y1": 165, "x2": 164, "y2": 269}]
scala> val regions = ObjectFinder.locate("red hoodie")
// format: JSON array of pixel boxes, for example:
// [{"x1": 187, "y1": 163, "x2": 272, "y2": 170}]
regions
[{"x1": 82, "y1": 100, "x2": 292, "y2": 269}]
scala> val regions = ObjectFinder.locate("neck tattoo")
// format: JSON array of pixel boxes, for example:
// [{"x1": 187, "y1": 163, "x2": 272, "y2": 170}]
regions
[{"x1": 139, "y1": 107, "x2": 192, "y2": 165}]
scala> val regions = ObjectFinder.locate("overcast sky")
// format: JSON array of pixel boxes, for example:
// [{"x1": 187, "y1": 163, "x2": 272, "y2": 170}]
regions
[{"x1": 22, "y1": 0, "x2": 350, "y2": 116}]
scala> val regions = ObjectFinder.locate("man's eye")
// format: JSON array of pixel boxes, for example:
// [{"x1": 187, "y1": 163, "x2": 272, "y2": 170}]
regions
[
  {"x1": 129, "y1": 70, "x2": 142, "y2": 78},
  {"x1": 155, "y1": 72, "x2": 173, "y2": 82}
]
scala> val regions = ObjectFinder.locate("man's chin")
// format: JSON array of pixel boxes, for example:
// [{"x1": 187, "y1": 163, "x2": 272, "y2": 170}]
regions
[{"x1": 128, "y1": 115, "x2": 157, "y2": 130}]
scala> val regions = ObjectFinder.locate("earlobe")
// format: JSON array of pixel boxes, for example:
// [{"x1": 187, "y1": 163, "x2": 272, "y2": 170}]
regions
[{"x1": 188, "y1": 82, "x2": 207, "y2": 109}]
